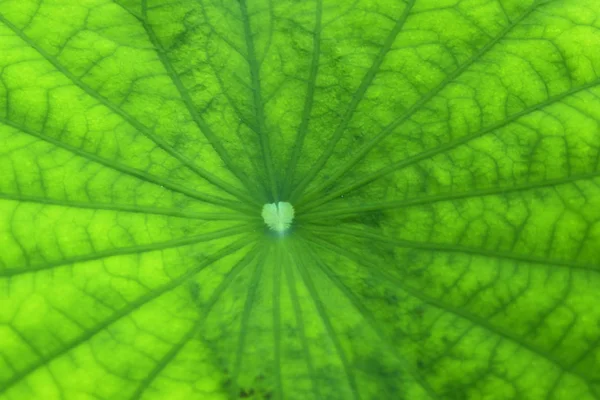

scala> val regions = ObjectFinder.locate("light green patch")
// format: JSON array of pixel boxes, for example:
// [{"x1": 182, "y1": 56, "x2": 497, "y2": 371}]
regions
[{"x1": 262, "y1": 202, "x2": 295, "y2": 233}]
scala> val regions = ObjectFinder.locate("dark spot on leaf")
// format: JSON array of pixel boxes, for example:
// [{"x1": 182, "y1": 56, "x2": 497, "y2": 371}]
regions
[
  {"x1": 412, "y1": 305, "x2": 425, "y2": 318},
  {"x1": 188, "y1": 281, "x2": 200, "y2": 302}
]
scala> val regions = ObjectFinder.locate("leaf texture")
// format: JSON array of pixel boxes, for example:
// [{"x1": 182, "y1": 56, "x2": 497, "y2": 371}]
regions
[{"x1": 0, "y1": 0, "x2": 599, "y2": 399}]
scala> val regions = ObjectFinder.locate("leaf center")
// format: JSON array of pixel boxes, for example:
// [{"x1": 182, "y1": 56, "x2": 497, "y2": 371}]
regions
[{"x1": 262, "y1": 202, "x2": 295, "y2": 233}]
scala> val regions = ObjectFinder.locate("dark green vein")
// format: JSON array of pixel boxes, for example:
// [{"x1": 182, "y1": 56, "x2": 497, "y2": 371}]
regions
[
  {"x1": 0, "y1": 224, "x2": 255, "y2": 278},
  {"x1": 272, "y1": 244, "x2": 283, "y2": 400},
  {"x1": 281, "y1": 0, "x2": 323, "y2": 198},
  {"x1": 521, "y1": 268, "x2": 573, "y2": 340},
  {"x1": 289, "y1": 0, "x2": 416, "y2": 203},
  {"x1": 231, "y1": 254, "x2": 265, "y2": 394},
  {"x1": 569, "y1": 335, "x2": 600, "y2": 375},
  {"x1": 309, "y1": 225, "x2": 599, "y2": 273},
  {"x1": 283, "y1": 248, "x2": 321, "y2": 400},
  {"x1": 198, "y1": 14, "x2": 265, "y2": 183},
  {"x1": 298, "y1": 238, "x2": 440, "y2": 400},
  {"x1": 129, "y1": 243, "x2": 263, "y2": 400},
  {"x1": 298, "y1": 169, "x2": 600, "y2": 217},
  {"x1": 111, "y1": 0, "x2": 144, "y2": 21},
  {"x1": 0, "y1": 236, "x2": 254, "y2": 395},
  {"x1": 0, "y1": 114, "x2": 253, "y2": 215},
  {"x1": 0, "y1": 192, "x2": 259, "y2": 221},
  {"x1": 0, "y1": 13, "x2": 255, "y2": 206},
  {"x1": 298, "y1": 75, "x2": 600, "y2": 211},
  {"x1": 118, "y1": 0, "x2": 142, "y2": 21},
  {"x1": 129, "y1": 320, "x2": 200, "y2": 400},
  {"x1": 195, "y1": 0, "x2": 267, "y2": 183},
  {"x1": 238, "y1": 0, "x2": 278, "y2": 201},
  {"x1": 259, "y1": 0, "x2": 275, "y2": 67},
  {"x1": 297, "y1": 1, "x2": 547, "y2": 205},
  {"x1": 201, "y1": 43, "x2": 266, "y2": 185},
  {"x1": 416, "y1": 312, "x2": 485, "y2": 373},
  {"x1": 292, "y1": 241, "x2": 361, "y2": 400},
  {"x1": 545, "y1": 371, "x2": 567, "y2": 400},
  {"x1": 139, "y1": 1, "x2": 260, "y2": 204},
  {"x1": 307, "y1": 235, "x2": 596, "y2": 390},
  {"x1": 11, "y1": 326, "x2": 44, "y2": 362},
  {"x1": 7, "y1": 203, "x2": 31, "y2": 267}
]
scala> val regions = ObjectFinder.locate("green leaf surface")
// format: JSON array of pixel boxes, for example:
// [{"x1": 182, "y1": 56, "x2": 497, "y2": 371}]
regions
[{"x1": 1, "y1": 0, "x2": 599, "y2": 399}]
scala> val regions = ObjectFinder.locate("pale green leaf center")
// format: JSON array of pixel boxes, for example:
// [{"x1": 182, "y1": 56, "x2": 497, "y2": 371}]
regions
[{"x1": 262, "y1": 202, "x2": 295, "y2": 233}]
